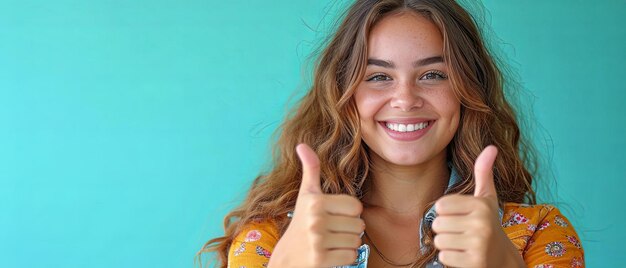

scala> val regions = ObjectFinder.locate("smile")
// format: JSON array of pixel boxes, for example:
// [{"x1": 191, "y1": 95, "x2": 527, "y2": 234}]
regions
[
  {"x1": 378, "y1": 120, "x2": 435, "y2": 141},
  {"x1": 385, "y1": 121, "x2": 429, "y2": 132}
]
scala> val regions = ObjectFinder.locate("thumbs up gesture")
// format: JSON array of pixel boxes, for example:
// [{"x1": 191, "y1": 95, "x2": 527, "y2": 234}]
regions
[
  {"x1": 432, "y1": 146, "x2": 525, "y2": 268},
  {"x1": 268, "y1": 144, "x2": 365, "y2": 268}
]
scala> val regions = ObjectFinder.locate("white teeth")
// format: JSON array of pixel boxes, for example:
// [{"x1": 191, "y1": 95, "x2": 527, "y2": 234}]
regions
[{"x1": 385, "y1": 121, "x2": 430, "y2": 132}]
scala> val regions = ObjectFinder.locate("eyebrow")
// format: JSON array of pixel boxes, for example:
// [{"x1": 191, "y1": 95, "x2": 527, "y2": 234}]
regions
[{"x1": 366, "y1": 56, "x2": 444, "y2": 68}]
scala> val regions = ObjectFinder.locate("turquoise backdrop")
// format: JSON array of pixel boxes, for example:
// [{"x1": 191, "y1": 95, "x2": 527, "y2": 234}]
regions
[{"x1": 1, "y1": 0, "x2": 624, "y2": 267}]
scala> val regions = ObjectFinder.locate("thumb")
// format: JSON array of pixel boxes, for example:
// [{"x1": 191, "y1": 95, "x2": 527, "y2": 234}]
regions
[
  {"x1": 296, "y1": 143, "x2": 322, "y2": 195},
  {"x1": 473, "y1": 145, "x2": 498, "y2": 201}
]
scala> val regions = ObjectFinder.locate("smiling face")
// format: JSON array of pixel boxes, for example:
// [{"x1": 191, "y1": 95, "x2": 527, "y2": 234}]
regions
[{"x1": 354, "y1": 11, "x2": 461, "y2": 168}]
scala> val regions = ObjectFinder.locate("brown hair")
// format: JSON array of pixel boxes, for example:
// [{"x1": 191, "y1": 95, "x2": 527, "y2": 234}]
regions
[{"x1": 197, "y1": 0, "x2": 537, "y2": 267}]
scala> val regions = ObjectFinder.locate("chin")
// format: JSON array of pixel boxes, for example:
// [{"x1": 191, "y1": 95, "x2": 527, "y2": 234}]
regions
[{"x1": 383, "y1": 152, "x2": 427, "y2": 166}]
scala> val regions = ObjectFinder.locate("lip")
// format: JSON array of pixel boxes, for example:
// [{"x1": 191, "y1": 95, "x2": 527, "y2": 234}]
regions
[
  {"x1": 378, "y1": 119, "x2": 435, "y2": 141},
  {"x1": 381, "y1": 118, "x2": 434, "y2": 124}
]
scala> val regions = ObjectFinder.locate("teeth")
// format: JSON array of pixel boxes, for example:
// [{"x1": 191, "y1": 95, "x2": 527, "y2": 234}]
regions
[{"x1": 385, "y1": 121, "x2": 430, "y2": 132}]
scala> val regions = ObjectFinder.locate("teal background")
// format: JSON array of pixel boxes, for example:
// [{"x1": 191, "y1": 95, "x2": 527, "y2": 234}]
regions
[{"x1": 1, "y1": 0, "x2": 623, "y2": 267}]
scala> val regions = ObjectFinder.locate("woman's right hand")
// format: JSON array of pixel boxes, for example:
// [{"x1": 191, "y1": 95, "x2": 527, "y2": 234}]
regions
[{"x1": 268, "y1": 143, "x2": 365, "y2": 268}]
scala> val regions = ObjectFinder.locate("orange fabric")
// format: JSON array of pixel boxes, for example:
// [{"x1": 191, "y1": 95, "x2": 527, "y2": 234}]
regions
[
  {"x1": 227, "y1": 203, "x2": 584, "y2": 268},
  {"x1": 502, "y1": 203, "x2": 585, "y2": 267},
  {"x1": 227, "y1": 219, "x2": 279, "y2": 268}
]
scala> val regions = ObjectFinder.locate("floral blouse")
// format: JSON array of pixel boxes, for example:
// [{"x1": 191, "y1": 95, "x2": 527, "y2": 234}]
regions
[{"x1": 227, "y1": 202, "x2": 584, "y2": 268}]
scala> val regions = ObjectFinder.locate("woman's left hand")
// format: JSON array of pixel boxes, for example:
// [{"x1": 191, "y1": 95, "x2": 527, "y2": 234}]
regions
[{"x1": 432, "y1": 145, "x2": 525, "y2": 268}]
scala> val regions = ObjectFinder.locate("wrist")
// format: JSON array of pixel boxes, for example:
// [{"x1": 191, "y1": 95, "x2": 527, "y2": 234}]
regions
[
  {"x1": 496, "y1": 237, "x2": 525, "y2": 268},
  {"x1": 504, "y1": 245, "x2": 525, "y2": 268},
  {"x1": 508, "y1": 254, "x2": 525, "y2": 268},
  {"x1": 266, "y1": 242, "x2": 284, "y2": 268},
  {"x1": 266, "y1": 254, "x2": 284, "y2": 268}
]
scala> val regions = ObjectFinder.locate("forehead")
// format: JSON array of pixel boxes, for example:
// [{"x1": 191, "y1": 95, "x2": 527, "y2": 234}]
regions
[{"x1": 367, "y1": 11, "x2": 444, "y2": 63}]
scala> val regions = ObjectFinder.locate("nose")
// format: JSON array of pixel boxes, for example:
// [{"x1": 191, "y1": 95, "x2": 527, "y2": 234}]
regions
[{"x1": 389, "y1": 80, "x2": 423, "y2": 112}]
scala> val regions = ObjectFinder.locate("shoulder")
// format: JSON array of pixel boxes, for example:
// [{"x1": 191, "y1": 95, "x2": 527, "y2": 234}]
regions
[
  {"x1": 233, "y1": 218, "x2": 280, "y2": 244},
  {"x1": 227, "y1": 219, "x2": 281, "y2": 267},
  {"x1": 502, "y1": 202, "x2": 585, "y2": 267},
  {"x1": 502, "y1": 202, "x2": 557, "y2": 228},
  {"x1": 501, "y1": 203, "x2": 555, "y2": 249}
]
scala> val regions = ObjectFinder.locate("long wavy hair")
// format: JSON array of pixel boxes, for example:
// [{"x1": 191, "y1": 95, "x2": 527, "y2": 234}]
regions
[{"x1": 197, "y1": 0, "x2": 538, "y2": 267}]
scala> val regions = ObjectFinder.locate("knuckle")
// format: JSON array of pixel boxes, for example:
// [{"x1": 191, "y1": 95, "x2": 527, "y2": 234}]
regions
[
  {"x1": 348, "y1": 250, "x2": 358, "y2": 262},
  {"x1": 476, "y1": 200, "x2": 491, "y2": 211},
  {"x1": 357, "y1": 218, "x2": 366, "y2": 232},
  {"x1": 352, "y1": 198, "x2": 364, "y2": 214},
  {"x1": 433, "y1": 235, "x2": 443, "y2": 248},
  {"x1": 436, "y1": 195, "x2": 457, "y2": 212},
  {"x1": 431, "y1": 218, "x2": 441, "y2": 232},
  {"x1": 308, "y1": 196, "x2": 325, "y2": 211},
  {"x1": 309, "y1": 233, "x2": 323, "y2": 250},
  {"x1": 434, "y1": 199, "x2": 446, "y2": 212},
  {"x1": 340, "y1": 250, "x2": 358, "y2": 265},
  {"x1": 438, "y1": 251, "x2": 447, "y2": 263},
  {"x1": 308, "y1": 216, "x2": 326, "y2": 233},
  {"x1": 307, "y1": 160, "x2": 320, "y2": 171},
  {"x1": 339, "y1": 194, "x2": 363, "y2": 215}
]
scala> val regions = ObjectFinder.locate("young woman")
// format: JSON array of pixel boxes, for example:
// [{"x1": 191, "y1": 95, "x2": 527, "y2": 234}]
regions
[{"x1": 198, "y1": 0, "x2": 585, "y2": 267}]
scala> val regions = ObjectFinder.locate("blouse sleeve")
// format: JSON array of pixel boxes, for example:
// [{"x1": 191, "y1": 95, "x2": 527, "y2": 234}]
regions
[
  {"x1": 522, "y1": 206, "x2": 585, "y2": 267},
  {"x1": 227, "y1": 220, "x2": 280, "y2": 268}
]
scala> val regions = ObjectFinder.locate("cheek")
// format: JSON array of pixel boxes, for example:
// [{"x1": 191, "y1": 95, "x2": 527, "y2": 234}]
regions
[
  {"x1": 354, "y1": 89, "x2": 386, "y2": 121},
  {"x1": 438, "y1": 90, "x2": 461, "y2": 117},
  {"x1": 444, "y1": 98, "x2": 461, "y2": 135},
  {"x1": 432, "y1": 90, "x2": 461, "y2": 134}
]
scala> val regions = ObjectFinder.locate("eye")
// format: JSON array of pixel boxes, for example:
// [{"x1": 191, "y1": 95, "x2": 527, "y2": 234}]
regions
[
  {"x1": 420, "y1": 70, "x2": 448, "y2": 80},
  {"x1": 366, "y1": 73, "x2": 392, "y2": 82}
]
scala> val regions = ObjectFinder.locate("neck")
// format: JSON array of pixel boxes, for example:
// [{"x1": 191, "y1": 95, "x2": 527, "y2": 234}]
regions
[{"x1": 361, "y1": 151, "x2": 450, "y2": 218}]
